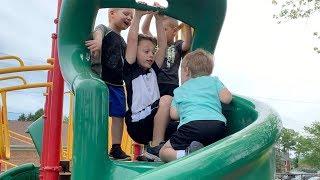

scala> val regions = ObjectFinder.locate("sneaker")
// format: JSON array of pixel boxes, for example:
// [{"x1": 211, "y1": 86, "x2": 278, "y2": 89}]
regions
[
  {"x1": 144, "y1": 141, "x2": 165, "y2": 162},
  {"x1": 109, "y1": 146, "x2": 131, "y2": 161},
  {"x1": 185, "y1": 141, "x2": 204, "y2": 155}
]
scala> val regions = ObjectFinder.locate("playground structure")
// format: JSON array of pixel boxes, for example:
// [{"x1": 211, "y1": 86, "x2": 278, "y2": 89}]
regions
[
  {"x1": 0, "y1": 0, "x2": 282, "y2": 180},
  {"x1": 0, "y1": 56, "x2": 53, "y2": 172}
]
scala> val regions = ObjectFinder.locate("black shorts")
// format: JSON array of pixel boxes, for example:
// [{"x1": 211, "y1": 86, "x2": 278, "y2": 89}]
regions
[
  {"x1": 125, "y1": 108, "x2": 179, "y2": 145},
  {"x1": 158, "y1": 83, "x2": 179, "y2": 97},
  {"x1": 170, "y1": 120, "x2": 226, "y2": 150}
]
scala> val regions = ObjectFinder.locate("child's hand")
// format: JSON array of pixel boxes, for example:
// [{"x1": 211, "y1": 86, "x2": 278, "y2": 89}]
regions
[
  {"x1": 154, "y1": 11, "x2": 165, "y2": 21},
  {"x1": 135, "y1": 9, "x2": 150, "y2": 18},
  {"x1": 85, "y1": 39, "x2": 101, "y2": 59}
]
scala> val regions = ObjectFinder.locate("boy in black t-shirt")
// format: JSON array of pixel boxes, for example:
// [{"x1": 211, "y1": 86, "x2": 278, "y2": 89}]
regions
[
  {"x1": 124, "y1": 9, "x2": 177, "y2": 161},
  {"x1": 142, "y1": 9, "x2": 192, "y2": 96},
  {"x1": 85, "y1": 8, "x2": 133, "y2": 160}
]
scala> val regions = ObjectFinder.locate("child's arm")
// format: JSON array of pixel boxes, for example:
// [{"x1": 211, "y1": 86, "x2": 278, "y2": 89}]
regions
[
  {"x1": 126, "y1": 10, "x2": 148, "y2": 64},
  {"x1": 181, "y1": 24, "x2": 192, "y2": 52},
  {"x1": 170, "y1": 106, "x2": 179, "y2": 120},
  {"x1": 219, "y1": 88, "x2": 232, "y2": 104},
  {"x1": 85, "y1": 24, "x2": 107, "y2": 59},
  {"x1": 141, "y1": 14, "x2": 153, "y2": 37},
  {"x1": 153, "y1": 13, "x2": 167, "y2": 67}
]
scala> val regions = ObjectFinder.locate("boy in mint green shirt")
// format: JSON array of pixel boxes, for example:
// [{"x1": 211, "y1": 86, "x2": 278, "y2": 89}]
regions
[{"x1": 159, "y1": 49, "x2": 232, "y2": 162}]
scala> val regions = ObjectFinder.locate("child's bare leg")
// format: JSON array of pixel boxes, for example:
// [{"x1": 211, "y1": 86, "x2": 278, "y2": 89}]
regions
[
  {"x1": 159, "y1": 140, "x2": 177, "y2": 162},
  {"x1": 111, "y1": 117, "x2": 124, "y2": 145},
  {"x1": 151, "y1": 95, "x2": 172, "y2": 146}
]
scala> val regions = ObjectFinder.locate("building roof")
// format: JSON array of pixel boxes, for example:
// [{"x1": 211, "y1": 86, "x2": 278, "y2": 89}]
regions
[{"x1": 8, "y1": 120, "x2": 68, "y2": 148}]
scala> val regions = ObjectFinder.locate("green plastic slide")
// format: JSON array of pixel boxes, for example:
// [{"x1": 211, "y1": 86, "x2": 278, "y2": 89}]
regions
[{"x1": 0, "y1": 0, "x2": 282, "y2": 179}]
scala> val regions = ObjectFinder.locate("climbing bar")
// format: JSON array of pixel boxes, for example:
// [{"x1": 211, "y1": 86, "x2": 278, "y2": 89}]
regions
[
  {"x1": 0, "y1": 93, "x2": 10, "y2": 160},
  {"x1": 0, "y1": 56, "x2": 24, "y2": 66},
  {"x1": 0, "y1": 76, "x2": 27, "y2": 85},
  {"x1": 0, "y1": 82, "x2": 53, "y2": 93},
  {"x1": 0, "y1": 65, "x2": 53, "y2": 74},
  {"x1": 0, "y1": 55, "x2": 53, "y2": 74}
]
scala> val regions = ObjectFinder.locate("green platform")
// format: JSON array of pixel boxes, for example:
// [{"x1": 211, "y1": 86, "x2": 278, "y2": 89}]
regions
[{"x1": 0, "y1": 0, "x2": 282, "y2": 179}]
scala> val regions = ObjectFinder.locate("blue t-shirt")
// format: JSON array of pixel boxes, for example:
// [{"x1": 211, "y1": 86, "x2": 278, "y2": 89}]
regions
[{"x1": 171, "y1": 76, "x2": 227, "y2": 128}]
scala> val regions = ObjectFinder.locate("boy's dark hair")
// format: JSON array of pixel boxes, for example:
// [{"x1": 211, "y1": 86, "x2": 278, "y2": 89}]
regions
[{"x1": 138, "y1": 34, "x2": 157, "y2": 46}]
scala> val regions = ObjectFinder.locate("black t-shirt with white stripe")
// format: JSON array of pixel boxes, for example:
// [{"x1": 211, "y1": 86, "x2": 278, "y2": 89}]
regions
[{"x1": 123, "y1": 60, "x2": 161, "y2": 122}]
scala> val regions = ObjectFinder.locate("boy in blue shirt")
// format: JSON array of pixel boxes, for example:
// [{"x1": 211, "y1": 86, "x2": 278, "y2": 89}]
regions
[{"x1": 159, "y1": 49, "x2": 232, "y2": 162}]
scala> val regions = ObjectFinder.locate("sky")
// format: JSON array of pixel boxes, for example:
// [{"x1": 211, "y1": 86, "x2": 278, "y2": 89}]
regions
[{"x1": 0, "y1": 0, "x2": 319, "y2": 133}]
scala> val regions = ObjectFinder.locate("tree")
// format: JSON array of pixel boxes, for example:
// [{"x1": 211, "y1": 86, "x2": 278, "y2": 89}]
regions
[
  {"x1": 26, "y1": 113, "x2": 33, "y2": 121},
  {"x1": 17, "y1": 113, "x2": 27, "y2": 121},
  {"x1": 297, "y1": 122, "x2": 320, "y2": 169},
  {"x1": 278, "y1": 128, "x2": 299, "y2": 152},
  {"x1": 33, "y1": 108, "x2": 44, "y2": 121},
  {"x1": 273, "y1": 0, "x2": 320, "y2": 54},
  {"x1": 17, "y1": 108, "x2": 44, "y2": 121}
]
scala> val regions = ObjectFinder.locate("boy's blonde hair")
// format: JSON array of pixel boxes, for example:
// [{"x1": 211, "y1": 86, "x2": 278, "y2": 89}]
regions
[{"x1": 181, "y1": 49, "x2": 214, "y2": 78}]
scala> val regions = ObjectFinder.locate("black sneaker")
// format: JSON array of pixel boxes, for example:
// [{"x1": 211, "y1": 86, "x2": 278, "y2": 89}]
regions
[
  {"x1": 109, "y1": 146, "x2": 131, "y2": 161},
  {"x1": 185, "y1": 141, "x2": 204, "y2": 155},
  {"x1": 144, "y1": 141, "x2": 165, "y2": 162}
]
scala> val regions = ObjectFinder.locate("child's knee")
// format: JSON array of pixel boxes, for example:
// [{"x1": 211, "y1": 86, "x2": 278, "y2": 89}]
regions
[
  {"x1": 159, "y1": 95, "x2": 172, "y2": 107},
  {"x1": 159, "y1": 141, "x2": 171, "y2": 159},
  {"x1": 159, "y1": 145, "x2": 169, "y2": 161}
]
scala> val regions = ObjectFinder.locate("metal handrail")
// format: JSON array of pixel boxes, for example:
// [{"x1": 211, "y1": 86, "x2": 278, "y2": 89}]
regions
[
  {"x1": 0, "y1": 55, "x2": 53, "y2": 75},
  {"x1": 0, "y1": 82, "x2": 53, "y2": 93},
  {"x1": 0, "y1": 56, "x2": 24, "y2": 66},
  {"x1": 0, "y1": 76, "x2": 27, "y2": 85}
]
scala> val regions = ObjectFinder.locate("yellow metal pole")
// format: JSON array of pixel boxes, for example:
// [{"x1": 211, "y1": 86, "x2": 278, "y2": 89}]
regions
[
  {"x1": 0, "y1": 55, "x2": 53, "y2": 74},
  {"x1": 0, "y1": 65, "x2": 53, "y2": 75},
  {"x1": 0, "y1": 56, "x2": 24, "y2": 66},
  {"x1": 67, "y1": 92, "x2": 74, "y2": 160},
  {"x1": 1, "y1": 93, "x2": 10, "y2": 159},
  {"x1": 0, "y1": 76, "x2": 27, "y2": 85},
  {"x1": 0, "y1": 102, "x2": 4, "y2": 159},
  {"x1": 0, "y1": 83, "x2": 52, "y2": 93}
]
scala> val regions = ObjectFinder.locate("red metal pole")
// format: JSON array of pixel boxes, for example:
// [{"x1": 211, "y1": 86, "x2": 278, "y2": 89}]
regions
[{"x1": 40, "y1": 0, "x2": 64, "y2": 179}]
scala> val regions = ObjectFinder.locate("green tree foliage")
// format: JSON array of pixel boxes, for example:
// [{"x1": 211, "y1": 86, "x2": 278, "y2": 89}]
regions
[
  {"x1": 278, "y1": 128, "x2": 299, "y2": 152},
  {"x1": 17, "y1": 108, "x2": 44, "y2": 121},
  {"x1": 33, "y1": 108, "x2": 44, "y2": 120},
  {"x1": 298, "y1": 122, "x2": 320, "y2": 169},
  {"x1": 273, "y1": 0, "x2": 320, "y2": 54},
  {"x1": 277, "y1": 124, "x2": 320, "y2": 170},
  {"x1": 17, "y1": 113, "x2": 26, "y2": 121},
  {"x1": 273, "y1": 0, "x2": 320, "y2": 22}
]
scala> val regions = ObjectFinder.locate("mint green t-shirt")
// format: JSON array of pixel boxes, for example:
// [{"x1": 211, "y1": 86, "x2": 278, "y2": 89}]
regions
[{"x1": 172, "y1": 76, "x2": 227, "y2": 128}]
